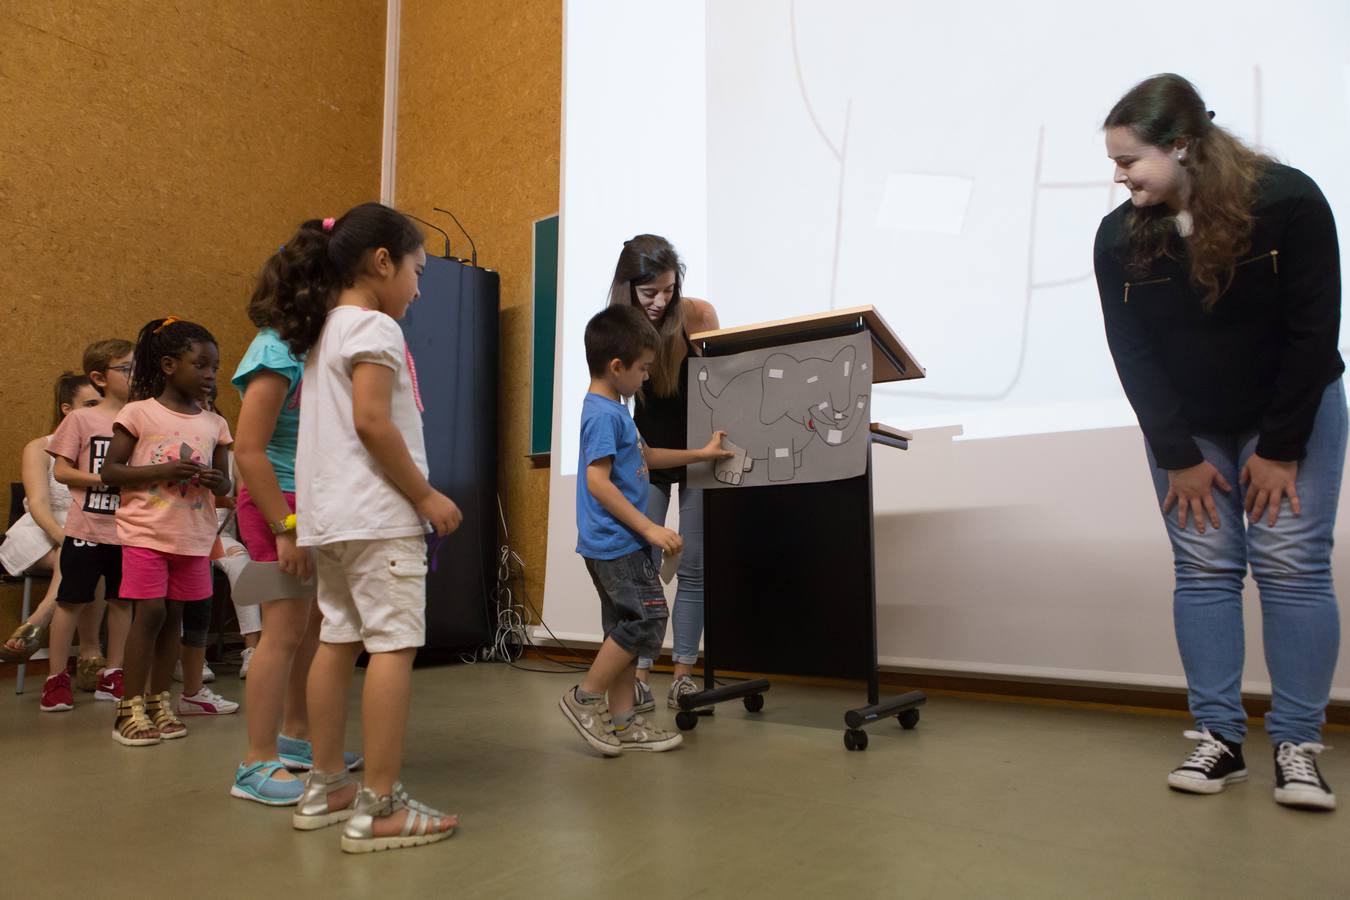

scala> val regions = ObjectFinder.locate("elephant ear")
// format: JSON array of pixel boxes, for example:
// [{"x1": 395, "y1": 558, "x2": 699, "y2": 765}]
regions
[
  {"x1": 760, "y1": 353, "x2": 799, "y2": 422},
  {"x1": 832, "y1": 344, "x2": 857, "y2": 378}
]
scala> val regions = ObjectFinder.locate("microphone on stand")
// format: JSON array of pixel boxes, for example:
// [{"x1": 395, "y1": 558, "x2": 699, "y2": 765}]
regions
[
  {"x1": 433, "y1": 206, "x2": 477, "y2": 268},
  {"x1": 405, "y1": 213, "x2": 453, "y2": 259}
]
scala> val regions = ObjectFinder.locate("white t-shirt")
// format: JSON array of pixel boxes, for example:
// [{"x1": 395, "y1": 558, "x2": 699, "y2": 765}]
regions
[{"x1": 296, "y1": 306, "x2": 429, "y2": 546}]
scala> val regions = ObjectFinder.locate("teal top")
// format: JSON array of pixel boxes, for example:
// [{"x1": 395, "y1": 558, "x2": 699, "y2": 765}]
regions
[{"x1": 231, "y1": 329, "x2": 304, "y2": 493}]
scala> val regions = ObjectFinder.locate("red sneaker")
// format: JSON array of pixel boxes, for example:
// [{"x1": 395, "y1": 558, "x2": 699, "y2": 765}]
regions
[
  {"x1": 40, "y1": 671, "x2": 74, "y2": 712},
  {"x1": 95, "y1": 667, "x2": 124, "y2": 702}
]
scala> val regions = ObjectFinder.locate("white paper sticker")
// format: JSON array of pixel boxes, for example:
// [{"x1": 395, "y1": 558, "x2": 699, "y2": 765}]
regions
[
  {"x1": 774, "y1": 447, "x2": 790, "y2": 458},
  {"x1": 827, "y1": 429, "x2": 844, "y2": 445},
  {"x1": 768, "y1": 369, "x2": 784, "y2": 379},
  {"x1": 844, "y1": 361, "x2": 851, "y2": 377},
  {"x1": 818, "y1": 401, "x2": 828, "y2": 410},
  {"x1": 806, "y1": 375, "x2": 819, "y2": 384}
]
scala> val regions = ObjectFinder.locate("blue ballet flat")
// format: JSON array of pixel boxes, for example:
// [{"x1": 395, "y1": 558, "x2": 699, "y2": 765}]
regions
[{"x1": 277, "y1": 733, "x2": 364, "y2": 773}]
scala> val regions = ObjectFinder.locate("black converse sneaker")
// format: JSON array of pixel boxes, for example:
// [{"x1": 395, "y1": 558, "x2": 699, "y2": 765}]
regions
[
  {"x1": 1167, "y1": 728, "x2": 1247, "y2": 794},
  {"x1": 1273, "y1": 742, "x2": 1336, "y2": 811}
]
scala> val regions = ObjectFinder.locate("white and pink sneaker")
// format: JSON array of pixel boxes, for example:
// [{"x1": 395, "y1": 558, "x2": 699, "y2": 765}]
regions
[{"x1": 177, "y1": 686, "x2": 239, "y2": 716}]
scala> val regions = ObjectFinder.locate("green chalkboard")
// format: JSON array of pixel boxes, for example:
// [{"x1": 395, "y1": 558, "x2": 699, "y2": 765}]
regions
[{"x1": 529, "y1": 214, "x2": 559, "y2": 457}]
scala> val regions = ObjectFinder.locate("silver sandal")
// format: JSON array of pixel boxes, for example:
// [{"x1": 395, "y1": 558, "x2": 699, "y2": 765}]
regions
[
  {"x1": 340, "y1": 786, "x2": 456, "y2": 854},
  {"x1": 291, "y1": 769, "x2": 360, "y2": 831}
]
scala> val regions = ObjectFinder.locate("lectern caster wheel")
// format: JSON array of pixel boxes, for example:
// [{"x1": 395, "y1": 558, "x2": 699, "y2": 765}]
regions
[
  {"x1": 843, "y1": 729, "x2": 868, "y2": 751},
  {"x1": 675, "y1": 710, "x2": 699, "y2": 731},
  {"x1": 743, "y1": 694, "x2": 764, "y2": 713},
  {"x1": 898, "y1": 709, "x2": 920, "y2": 730}
]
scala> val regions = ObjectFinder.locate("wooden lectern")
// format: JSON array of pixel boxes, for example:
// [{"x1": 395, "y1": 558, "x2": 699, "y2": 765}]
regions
[{"x1": 680, "y1": 306, "x2": 927, "y2": 751}]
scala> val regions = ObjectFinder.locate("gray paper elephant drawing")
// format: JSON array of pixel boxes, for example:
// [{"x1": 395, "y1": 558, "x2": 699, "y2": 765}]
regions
[{"x1": 693, "y1": 341, "x2": 871, "y2": 484}]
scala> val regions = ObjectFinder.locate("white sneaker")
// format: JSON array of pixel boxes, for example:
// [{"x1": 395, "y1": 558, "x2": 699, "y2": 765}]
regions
[
  {"x1": 239, "y1": 647, "x2": 255, "y2": 680},
  {"x1": 177, "y1": 686, "x2": 239, "y2": 716},
  {"x1": 667, "y1": 674, "x2": 711, "y2": 712},
  {"x1": 1273, "y1": 742, "x2": 1336, "y2": 811}
]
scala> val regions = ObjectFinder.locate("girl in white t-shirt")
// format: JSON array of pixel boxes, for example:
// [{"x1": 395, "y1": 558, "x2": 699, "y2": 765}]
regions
[{"x1": 259, "y1": 203, "x2": 460, "y2": 854}]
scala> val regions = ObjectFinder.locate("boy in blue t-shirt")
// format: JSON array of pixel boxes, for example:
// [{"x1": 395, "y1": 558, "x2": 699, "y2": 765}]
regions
[{"x1": 560, "y1": 306, "x2": 731, "y2": 755}]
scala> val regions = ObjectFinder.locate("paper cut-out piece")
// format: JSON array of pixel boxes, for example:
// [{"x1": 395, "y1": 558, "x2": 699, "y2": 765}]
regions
[{"x1": 230, "y1": 561, "x2": 316, "y2": 605}]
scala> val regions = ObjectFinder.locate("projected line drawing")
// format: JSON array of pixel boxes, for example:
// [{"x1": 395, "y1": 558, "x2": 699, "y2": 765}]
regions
[
  {"x1": 693, "y1": 340, "x2": 871, "y2": 484},
  {"x1": 791, "y1": 0, "x2": 851, "y2": 311},
  {"x1": 879, "y1": 126, "x2": 1119, "y2": 403}
]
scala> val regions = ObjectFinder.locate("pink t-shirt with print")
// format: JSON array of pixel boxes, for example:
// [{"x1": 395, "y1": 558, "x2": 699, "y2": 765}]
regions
[
  {"x1": 47, "y1": 405, "x2": 122, "y2": 545},
  {"x1": 113, "y1": 399, "x2": 233, "y2": 557}
]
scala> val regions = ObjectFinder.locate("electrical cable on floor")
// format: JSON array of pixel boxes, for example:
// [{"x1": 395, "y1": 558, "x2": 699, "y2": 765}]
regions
[{"x1": 483, "y1": 493, "x2": 589, "y2": 673}]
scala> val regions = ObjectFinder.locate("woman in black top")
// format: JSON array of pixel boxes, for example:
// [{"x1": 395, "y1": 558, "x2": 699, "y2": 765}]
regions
[
  {"x1": 607, "y1": 235, "x2": 721, "y2": 714},
  {"x1": 1096, "y1": 74, "x2": 1344, "y2": 810}
]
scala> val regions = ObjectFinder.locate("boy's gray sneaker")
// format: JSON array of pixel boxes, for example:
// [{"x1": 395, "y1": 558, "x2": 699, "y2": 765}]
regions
[
  {"x1": 616, "y1": 715, "x2": 683, "y2": 752},
  {"x1": 559, "y1": 687, "x2": 622, "y2": 757},
  {"x1": 634, "y1": 679, "x2": 656, "y2": 714},
  {"x1": 667, "y1": 674, "x2": 711, "y2": 712}
]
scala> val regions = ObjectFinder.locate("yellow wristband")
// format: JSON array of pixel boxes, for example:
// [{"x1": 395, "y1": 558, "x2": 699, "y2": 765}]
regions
[{"x1": 284, "y1": 513, "x2": 297, "y2": 532}]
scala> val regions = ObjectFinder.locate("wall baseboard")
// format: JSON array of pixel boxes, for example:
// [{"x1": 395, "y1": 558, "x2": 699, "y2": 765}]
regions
[{"x1": 517, "y1": 648, "x2": 1350, "y2": 728}]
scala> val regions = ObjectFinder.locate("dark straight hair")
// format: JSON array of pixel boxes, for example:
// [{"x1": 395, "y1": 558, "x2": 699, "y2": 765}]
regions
[
  {"x1": 52, "y1": 371, "x2": 92, "y2": 429},
  {"x1": 248, "y1": 202, "x2": 425, "y2": 357},
  {"x1": 605, "y1": 234, "x2": 686, "y2": 399}
]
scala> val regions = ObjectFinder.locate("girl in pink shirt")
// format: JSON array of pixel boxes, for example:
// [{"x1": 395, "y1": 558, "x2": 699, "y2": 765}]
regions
[{"x1": 101, "y1": 317, "x2": 233, "y2": 747}]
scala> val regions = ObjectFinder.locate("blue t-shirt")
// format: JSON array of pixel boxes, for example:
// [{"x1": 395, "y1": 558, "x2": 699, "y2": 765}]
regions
[
  {"x1": 576, "y1": 392, "x2": 650, "y2": 560},
  {"x1": 231, "y1": 329, "x2": 305, "y2": 492}
]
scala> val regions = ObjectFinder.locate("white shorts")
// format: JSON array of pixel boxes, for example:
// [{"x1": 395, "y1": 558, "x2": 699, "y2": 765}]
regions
[{"x1": 312, "y1": 535, "x2": 427, "y2": 652}]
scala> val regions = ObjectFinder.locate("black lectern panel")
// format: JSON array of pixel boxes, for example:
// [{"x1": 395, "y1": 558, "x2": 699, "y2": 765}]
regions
[
  {"x1": 400, "y1": 256, "x2": 498, "y2": 652},
  {"x1": 704, "y1": 474, "x2": 874, "y2": 681}
]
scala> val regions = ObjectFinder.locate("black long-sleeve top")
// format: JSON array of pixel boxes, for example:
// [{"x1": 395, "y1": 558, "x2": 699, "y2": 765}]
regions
[{"x1": 1095, "y1": 163, "x2": 1343, "y2": 469}]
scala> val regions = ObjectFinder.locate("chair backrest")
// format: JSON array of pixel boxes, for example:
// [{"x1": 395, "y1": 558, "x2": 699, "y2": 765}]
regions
[{"x1": 7, "y1": 482, "x2": 25, "y2": 530}]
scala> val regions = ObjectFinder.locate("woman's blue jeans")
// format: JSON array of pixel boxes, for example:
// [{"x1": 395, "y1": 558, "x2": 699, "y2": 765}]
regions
[
  {"x1": 637, "y1": 483, "x2": 703, "y2": 670},
  {"x1": 1146, "y1": 379, "x2": 1346, "y2": 745}
]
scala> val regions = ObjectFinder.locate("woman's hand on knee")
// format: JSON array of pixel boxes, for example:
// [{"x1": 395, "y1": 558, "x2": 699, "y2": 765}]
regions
[
  {"x1": 1164, "y1": 461, "x2": 1232, "y2": 533},
  {"x1": 1240, "y1": 454, "x2": 1300, "y2": 526}
]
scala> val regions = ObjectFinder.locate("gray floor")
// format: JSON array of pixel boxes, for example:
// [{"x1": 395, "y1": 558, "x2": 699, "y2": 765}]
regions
[{"x1": 4, "y1": 664, "x2": 1347, "y2": 899}]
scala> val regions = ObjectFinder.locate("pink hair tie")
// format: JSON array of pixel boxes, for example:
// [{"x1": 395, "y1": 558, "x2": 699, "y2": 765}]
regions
[{"x1": 322, "y1": 217, "x2": 336, "y2": 233}]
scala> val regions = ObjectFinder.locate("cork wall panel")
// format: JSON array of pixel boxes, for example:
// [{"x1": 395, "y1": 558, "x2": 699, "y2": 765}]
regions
[
  {"x1": 396, "y1": 0, "x2": 561, "y2": 614},
  {"x1": 0, "y1": 0, "x2": 386, "y2": 633}
]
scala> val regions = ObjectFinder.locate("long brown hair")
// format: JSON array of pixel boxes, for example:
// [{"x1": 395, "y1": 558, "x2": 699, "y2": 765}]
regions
[
  {"x1": 1104, "y1": 73, "x2": 1273, "y2": 310},
  {"x1": 606, "y1": 234, "x2": 687, "y2": 399}
]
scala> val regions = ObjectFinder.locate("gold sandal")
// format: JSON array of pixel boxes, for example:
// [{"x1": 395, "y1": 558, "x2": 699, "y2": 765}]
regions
[
  {"x1": 0, "y1": 622, "x2": 46, "y2": 663},
  {"x1": 76, "y1": 656, "x2": 106, "y2": 692},
  {"x1": 145, "y1": 691, "x2": 188, "y2": 740},
  {"x1": 112, "y1": 696, "x2": 161, "y2": 747}
]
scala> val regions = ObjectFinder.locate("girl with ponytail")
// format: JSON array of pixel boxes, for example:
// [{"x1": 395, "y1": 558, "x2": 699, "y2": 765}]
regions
[{"x1": 236, "y1": 203, "x2": 458, "y2": 852}]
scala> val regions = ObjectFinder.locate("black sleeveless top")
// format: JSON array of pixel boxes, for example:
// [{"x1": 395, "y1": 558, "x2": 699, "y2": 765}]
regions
[{"x1": 634, "y1": 332, "x2": 695, "y2": 486}]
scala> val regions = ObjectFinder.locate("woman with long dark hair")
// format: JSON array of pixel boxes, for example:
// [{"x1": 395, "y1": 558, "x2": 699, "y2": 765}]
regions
[
  {"x1": 1095, "y1": 74, "x2": 1344, "y2": 810},
  {"x1": 607, "y1": 235, "x2": 721, "y2": 713}
]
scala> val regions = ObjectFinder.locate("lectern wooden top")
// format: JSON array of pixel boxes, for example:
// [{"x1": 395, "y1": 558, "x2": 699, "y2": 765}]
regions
[{"x1": 689, "y1": 305, "x2": 925, "y2": 384}]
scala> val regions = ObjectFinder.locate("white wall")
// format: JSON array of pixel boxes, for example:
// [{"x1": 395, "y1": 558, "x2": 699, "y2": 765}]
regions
[{"x1": 546, "y1": 0, "x2": 1350, "y2": 699}]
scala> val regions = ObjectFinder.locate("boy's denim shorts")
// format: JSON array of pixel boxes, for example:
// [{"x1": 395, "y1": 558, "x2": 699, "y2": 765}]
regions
[{"x1": 584, "y1": 549, "x2": 669, "y2": 660}]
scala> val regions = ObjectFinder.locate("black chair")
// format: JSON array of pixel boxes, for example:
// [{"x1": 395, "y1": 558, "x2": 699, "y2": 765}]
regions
[{"x1": 2, "y1": 483, "x2": 54, "y2": 694}]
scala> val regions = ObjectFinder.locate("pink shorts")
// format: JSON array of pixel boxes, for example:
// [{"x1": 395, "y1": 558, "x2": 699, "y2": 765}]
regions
[
  {"x1": 236, "y1": 486, "x2": 297, "y2": 563},
  {"x1": 120, "y1": 547, "x2": 213, "y2": 601}
]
